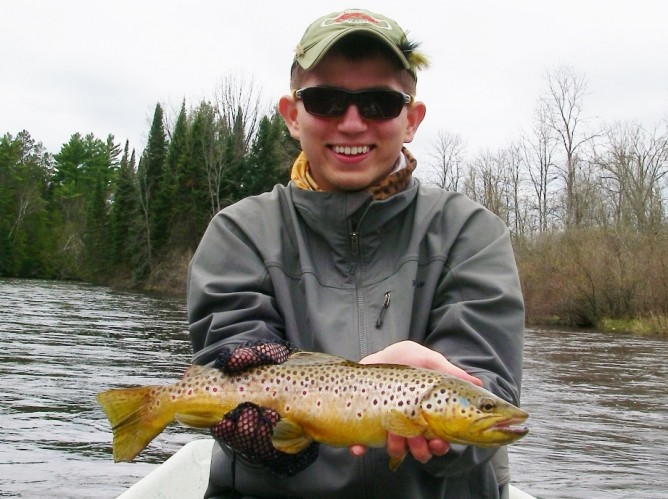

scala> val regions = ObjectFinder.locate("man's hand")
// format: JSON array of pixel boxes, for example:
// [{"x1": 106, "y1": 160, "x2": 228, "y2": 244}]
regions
[
  {"x1": 211, "y1": 340, "x2": 318, "y2": 476},
  {"x1": 349, "y1": 341, "x2": 482, "y2": 464}
]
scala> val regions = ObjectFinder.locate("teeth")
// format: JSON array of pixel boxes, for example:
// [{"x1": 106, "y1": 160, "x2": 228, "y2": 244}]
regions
[{"x1": 333, "y1": 145, "x2": 369, "y2": 155}]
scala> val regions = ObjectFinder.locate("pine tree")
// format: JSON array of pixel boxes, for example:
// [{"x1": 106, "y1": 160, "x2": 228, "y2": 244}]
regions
[
  {"x1": 110, "y1": 141, "x2": 138, "y2": 268},
  {"x1": 0, "y1": 131, "x2": 51, "y2": 276},
  {"x1": 178, "y1": 102, "x2": 216, "y2": 249},
  {"x1": 245, "y1": 113, "x2": 294, "y2": 196},
  {"x1": 164, "y1": 101, "x2": 190, "y2": 250},
  {"x1": 136, "y1": 103, "x2": 168, "y2": 274}
]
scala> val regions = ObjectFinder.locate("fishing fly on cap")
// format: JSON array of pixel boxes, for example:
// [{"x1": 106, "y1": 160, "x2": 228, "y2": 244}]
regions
[{"x1": 294, "y1": 9, "x2": 430, "y2": 80}]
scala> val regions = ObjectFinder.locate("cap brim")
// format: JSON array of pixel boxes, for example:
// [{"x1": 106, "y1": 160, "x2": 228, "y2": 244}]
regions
[{"x1": 296, "y1": 27, "x2": 410, "y2": 71}]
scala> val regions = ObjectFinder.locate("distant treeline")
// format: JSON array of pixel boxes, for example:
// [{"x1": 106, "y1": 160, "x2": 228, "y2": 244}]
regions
[
  {"x1": 2, "y1": 67, "x2": 668, "y2": 331},
  {"x1": 1, "y1": 76, "x2": 297, "y2": 288}
]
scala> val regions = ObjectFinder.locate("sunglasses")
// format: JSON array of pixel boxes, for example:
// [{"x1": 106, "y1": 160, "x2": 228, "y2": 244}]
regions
[{"x1": 293, "y1": 87, "x2": 413, "y2": 120}]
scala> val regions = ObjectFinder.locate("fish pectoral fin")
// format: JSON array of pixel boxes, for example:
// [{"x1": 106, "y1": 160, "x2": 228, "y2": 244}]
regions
[
  {"x1": 385, "y1": 409, "x2": 427, "y2": 438},
  {"x1": 175, "y1": 412, "x2": 223, "y2": 428},
  {"x1": 388, "y1": 452, "x2": 407, "y2": 471},
  {"x1": 271, "y1": 418, "x2": 313, "y2": 454}
]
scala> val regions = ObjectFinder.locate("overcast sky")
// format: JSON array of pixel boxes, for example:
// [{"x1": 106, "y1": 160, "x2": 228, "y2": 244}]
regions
[{"x1": 2, "y1": 0, "x2": 667, "y2": 164}]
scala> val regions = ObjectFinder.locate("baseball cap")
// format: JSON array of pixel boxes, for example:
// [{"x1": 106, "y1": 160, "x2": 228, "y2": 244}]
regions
[{"x1": 293, "y1": 9, "x2": 427, "y2": 79}]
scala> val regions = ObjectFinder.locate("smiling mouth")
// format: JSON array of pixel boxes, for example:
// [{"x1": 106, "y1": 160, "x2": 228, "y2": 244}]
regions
[{"x1": 332, "y1": 145, "x2": 370, "y2": 155}]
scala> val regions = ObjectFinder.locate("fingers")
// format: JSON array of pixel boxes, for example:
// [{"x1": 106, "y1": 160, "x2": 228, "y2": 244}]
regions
[
  {"x1": 349, "y1": 444, "x2": 366, "y2": 457},
  {"x1": 442, "y1": 364, "x2": 483, "y2": 387},
  {"x1": 387, "y1": 433, "x2": 406, "y2": 460},
  {"x1": 359, "y1": 341, "x2": 484, "y2": 387},
  {"x1": 428, "y1": 438, "x2": 450, "y2": 456},
  {"x1": 406, "y1": 436, "x2": 430, "y2": 463},
  {"x1": 350, "y1": 435, "x2": 451, "y2": 465}
]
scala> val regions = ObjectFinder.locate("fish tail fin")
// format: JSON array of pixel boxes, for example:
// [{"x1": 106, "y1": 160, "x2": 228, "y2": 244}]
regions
[{"x1": 96, "y1": 386, "x2": 172, "y2": 462}]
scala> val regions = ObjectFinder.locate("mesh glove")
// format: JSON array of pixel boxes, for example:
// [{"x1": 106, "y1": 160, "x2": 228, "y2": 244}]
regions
[
  {"x1": 211, "y1": 340, "x2": 319, "y2": 476},
  {"x1": 214, "y1": 339, "x2": 294, "y2": 374}
]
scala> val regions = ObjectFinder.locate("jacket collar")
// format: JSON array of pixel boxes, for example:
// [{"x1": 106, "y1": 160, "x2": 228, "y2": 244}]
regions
[{"x1": 289, "y1": 178, "x2": 419, "y2": 236}]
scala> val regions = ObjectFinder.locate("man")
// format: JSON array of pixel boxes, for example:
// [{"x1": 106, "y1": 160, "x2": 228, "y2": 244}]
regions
[{"x1": 188, "y1": 8, "x2": 524, "y2": 498}]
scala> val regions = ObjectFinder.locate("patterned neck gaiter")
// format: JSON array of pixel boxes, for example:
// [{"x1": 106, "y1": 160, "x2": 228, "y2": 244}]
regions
[{"x1": 290, "y1": 147, "x2": 417, "y2": 201}]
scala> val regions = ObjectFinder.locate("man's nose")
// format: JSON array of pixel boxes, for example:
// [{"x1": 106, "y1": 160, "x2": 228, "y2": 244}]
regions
[{"x1": 337, "y1": 104, "x2": 368, "y2": 132}]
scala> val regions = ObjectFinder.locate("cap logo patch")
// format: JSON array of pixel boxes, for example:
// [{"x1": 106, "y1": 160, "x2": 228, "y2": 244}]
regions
[{"x1": 322, "y1": 9, "x2": 392, "y2": 30}]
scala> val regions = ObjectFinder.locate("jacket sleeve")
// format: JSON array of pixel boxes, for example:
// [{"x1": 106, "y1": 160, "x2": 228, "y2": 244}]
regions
[
  {"x1": 187, "y1": 208, "x2": 286, "y2": 366},
  {"x1": 424, "y1": 197, "x2": 525, "y2": 477}
]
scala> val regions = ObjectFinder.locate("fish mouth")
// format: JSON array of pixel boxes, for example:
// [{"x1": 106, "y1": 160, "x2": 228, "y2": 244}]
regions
[{"x1": 490, "y1": 417, "x2": 529, "y2": 436}]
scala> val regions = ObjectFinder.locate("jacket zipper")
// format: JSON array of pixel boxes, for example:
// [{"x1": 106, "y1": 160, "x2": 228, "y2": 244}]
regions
[
  {"x1": 375, "y1": 292, "x2": 391, "y2": 328},
  {"x1": 349, "y1": 202, "x2": 372, "y2": 358},
  {"x1": 350, "y1": 230, "x2": 359, "y2": 257}
]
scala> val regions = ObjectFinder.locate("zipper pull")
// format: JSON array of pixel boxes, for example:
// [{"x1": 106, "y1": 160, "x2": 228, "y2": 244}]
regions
[
  {"x1": 375, "y1": 292, "x2": 391, "y2": 328},
  {"x1": 350, "y1": 231, "x2": 359, "y2": 257}
]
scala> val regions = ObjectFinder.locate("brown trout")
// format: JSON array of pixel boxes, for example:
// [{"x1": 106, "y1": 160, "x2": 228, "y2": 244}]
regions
[{"x1": 96, "y1": 351, "x2": 528, "y2": 468}]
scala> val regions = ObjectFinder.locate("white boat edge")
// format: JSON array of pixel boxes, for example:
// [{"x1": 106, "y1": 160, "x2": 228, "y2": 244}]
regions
[{"x1": 117, "y1": 439, "x2": 536, "y2": 499}]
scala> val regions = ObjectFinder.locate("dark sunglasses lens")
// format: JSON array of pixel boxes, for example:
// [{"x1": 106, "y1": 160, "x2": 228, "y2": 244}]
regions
[
  {"x1": 300, "y1": 88, "x2": 406, "y2": 119},
  {"x1": 300, "y1": 88, "x2": 349, "y2": 117},
  {"x1": 357, "y1": 91, "x2": 405, "y2": 119}
]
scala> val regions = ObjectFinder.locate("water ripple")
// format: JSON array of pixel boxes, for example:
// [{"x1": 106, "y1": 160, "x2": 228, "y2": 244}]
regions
[{"x1": 1, "y1": 279, "x2": 666, "y2": 498}]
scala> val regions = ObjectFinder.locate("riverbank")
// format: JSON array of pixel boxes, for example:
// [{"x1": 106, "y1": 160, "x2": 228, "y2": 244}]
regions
[
  {"x1": 527, "y1": 315, "x2": 668, "y2": 336},
  {"x1": 111, "y1": 242, "x2": 668, "y2": 336}
]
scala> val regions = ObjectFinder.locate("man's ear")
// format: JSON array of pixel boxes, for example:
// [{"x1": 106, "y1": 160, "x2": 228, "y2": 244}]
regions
[
  {"x1": 403, "y1": 101, "x2": 427, "y2": 143},
  {"x1": 278, "y1": 95, "x2": 301, "y2": 140}
]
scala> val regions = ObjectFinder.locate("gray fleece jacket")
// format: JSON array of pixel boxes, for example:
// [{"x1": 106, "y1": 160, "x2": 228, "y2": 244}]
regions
[{"x1": 187, "y1": 178, "x2": 525, "y2": 499}]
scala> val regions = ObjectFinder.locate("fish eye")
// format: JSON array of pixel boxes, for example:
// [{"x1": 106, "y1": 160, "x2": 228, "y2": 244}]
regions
[{"x1": 479, "y1": 398, "x2": 497, "y2": 413}]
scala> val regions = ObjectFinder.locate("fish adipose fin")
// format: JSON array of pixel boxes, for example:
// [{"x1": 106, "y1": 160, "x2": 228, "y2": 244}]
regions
[
  {"x1": 272, "y1": 418, "x2": 313, "y2": 453},
  {"x1": 175, "y1": 412, "x2": 222, "y2": 428}
]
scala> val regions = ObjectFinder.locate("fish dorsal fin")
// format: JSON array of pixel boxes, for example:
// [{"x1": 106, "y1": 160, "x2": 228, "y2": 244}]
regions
[
  {"x1": 283, "y1": 351, "x2": 351, "y2": 367},
  {"x1": 181, "y1": 364, "x2": 210, "y2": 379}
]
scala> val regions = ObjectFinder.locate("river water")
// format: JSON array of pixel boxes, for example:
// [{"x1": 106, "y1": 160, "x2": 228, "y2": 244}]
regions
[{"x1": 0, "y1": 279, "x2": 666, "y2": 498}]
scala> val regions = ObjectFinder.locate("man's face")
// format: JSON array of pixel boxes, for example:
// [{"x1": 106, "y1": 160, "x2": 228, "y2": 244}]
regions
[{"x1": 279, "y1": 52, "x2": 426, "y2": 192}]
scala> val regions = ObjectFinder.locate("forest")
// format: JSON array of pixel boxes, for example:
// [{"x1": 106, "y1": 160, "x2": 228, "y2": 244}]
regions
[{"x1": 2, "y1": 67, "x2": 667, "y2": 334}]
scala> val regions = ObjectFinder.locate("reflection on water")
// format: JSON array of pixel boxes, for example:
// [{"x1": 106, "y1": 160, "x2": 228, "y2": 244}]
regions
[
  {"x1": 0, "y1": 279, "x2": 194, "y2": 498},
  {"x1": 0, "y1": 279, "x2": 666, "y2": 498},
  {"x1": 510, "y1": 328, "x2": 668, "y2": 498}
]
